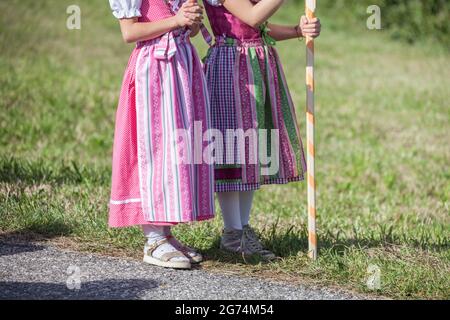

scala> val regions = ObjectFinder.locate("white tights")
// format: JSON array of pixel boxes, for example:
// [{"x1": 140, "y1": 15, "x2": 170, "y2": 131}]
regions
[{"x1": 217, "y1": 191, "x2": 255, "y2": 230}]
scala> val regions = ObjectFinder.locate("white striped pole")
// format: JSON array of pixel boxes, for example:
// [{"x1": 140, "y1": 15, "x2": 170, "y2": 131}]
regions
[{"x1": 305, "y1": 0, "x2": 317, "y2": 260}]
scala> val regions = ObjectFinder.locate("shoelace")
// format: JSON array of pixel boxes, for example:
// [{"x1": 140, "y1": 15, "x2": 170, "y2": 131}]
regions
[{"x1": 242, "y1": 228, "x2": 265, "y2": 252}]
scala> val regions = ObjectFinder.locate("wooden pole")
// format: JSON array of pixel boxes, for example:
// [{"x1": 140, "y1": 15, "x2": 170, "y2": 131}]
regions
[{"x1": 305, "y1": 0, "x2": 317, "y2": 260}]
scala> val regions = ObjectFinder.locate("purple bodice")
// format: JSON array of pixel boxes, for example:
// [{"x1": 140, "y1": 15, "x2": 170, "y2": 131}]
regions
[{"x1": 204, "y1": 2, "x2": 262, "y2": 41}]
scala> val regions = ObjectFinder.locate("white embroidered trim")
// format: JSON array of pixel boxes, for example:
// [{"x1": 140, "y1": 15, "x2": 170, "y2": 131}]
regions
[{"x1": 110, "y1": 198, "x2": 142, "y2": 205}]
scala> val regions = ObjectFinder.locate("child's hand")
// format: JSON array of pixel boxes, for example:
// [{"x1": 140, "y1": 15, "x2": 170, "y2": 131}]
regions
[
  {"x1": 299, "y1": 15, "x2": 321, "y2": 38},
  {"x1": 175, "y1": 0, "x2": 204, "y2": 28}
]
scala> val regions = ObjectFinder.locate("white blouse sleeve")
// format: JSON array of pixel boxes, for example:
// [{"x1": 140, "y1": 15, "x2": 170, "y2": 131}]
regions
[{"x1": 109, "y1": 0, "x2": 142, "y2": 19}]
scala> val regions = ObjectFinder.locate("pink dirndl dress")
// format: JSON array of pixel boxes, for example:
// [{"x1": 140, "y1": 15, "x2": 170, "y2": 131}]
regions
[{"x1": 108, "y1": 0, "x2": 215, "y2": 227}]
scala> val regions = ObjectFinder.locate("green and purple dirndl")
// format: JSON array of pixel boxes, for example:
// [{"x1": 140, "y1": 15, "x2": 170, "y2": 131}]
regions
[{"x1": 203, "y1": 1, "x2": 307, "y2": 192}]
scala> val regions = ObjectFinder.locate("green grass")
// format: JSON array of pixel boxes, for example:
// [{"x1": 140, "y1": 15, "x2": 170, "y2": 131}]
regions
[{"x1": 0, "y1": 0, "x2": 449, "y2": 299}]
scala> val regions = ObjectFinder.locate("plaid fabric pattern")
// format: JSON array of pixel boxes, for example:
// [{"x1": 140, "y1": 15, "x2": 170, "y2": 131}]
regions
[
  {"x1": 207, "y1": 46, "x2": 241, "y2": 164},
  {"x1": 215, "y1": 176, "x2": 304, "y2": 192}
]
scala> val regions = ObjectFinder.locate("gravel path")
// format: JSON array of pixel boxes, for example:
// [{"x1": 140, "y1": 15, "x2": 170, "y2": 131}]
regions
[{"x1": 0, "y1": 241, "x2": 365, "y2": 300}]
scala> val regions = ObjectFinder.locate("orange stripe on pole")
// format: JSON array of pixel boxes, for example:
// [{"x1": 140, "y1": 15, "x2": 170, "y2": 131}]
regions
[
  {"x1": 308, "y1": 142, "x2": 315, "y2": 157},
  {"x1": 308, "y1": 206, "x2": 316, "y2": 218},
  {"x1": 308, "y1": 232, "x2": 317, "y2": 247},
  {"x1": 306, "y1": 73, "x2": 314, "y2": 91},
  {"x1": 308, "y1": 173, "x2": 315, "y2": 189},
  {"x1": 306, "y1": 40, "x2": 314, "y2": 52},
  {"x1": 305, "y1": 8, "x2": 316, "y2": 19}
]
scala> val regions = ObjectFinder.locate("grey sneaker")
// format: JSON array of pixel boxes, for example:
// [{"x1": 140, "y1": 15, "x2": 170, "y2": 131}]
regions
[
  {"x1": 241, "y1": 225, "x2": 276, "y2": 261},
  {"x1": 220, "y1": 228, "x2": 244, "y2": 253}
]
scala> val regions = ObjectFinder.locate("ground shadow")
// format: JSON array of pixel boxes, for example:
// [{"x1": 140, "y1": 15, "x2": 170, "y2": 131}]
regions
[
  {"x1": 0, "y1": 279, "x2": 159, "y2": 300},
  {"x1": 0, "y1": 221, "x2": 73, "y2": 256},
  {"x1": 0, "y1": 242, "x2": 46, "y2": 257}
]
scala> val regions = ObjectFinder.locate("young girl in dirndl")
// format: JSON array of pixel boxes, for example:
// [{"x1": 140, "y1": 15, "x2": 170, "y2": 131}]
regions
[
  {"x1": 203, "y1": 0, "x2": 321, "y2": 260},
  {"x1": 108, "y1": 0, "x2": 214, "y2": 269}
]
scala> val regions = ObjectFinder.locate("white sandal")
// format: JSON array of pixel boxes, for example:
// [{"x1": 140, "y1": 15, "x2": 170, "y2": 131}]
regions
[
  {"x1": 167, "y1": 235, "x2": 203, "y2": 264},
  {"x1": 143, "y1": 238, "x2": 192, "y2": 269}
]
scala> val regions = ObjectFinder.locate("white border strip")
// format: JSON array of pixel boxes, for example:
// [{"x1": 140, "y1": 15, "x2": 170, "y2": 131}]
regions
[{"x1": 110, "y1": 198, "x2": 142, "y2": 205}]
